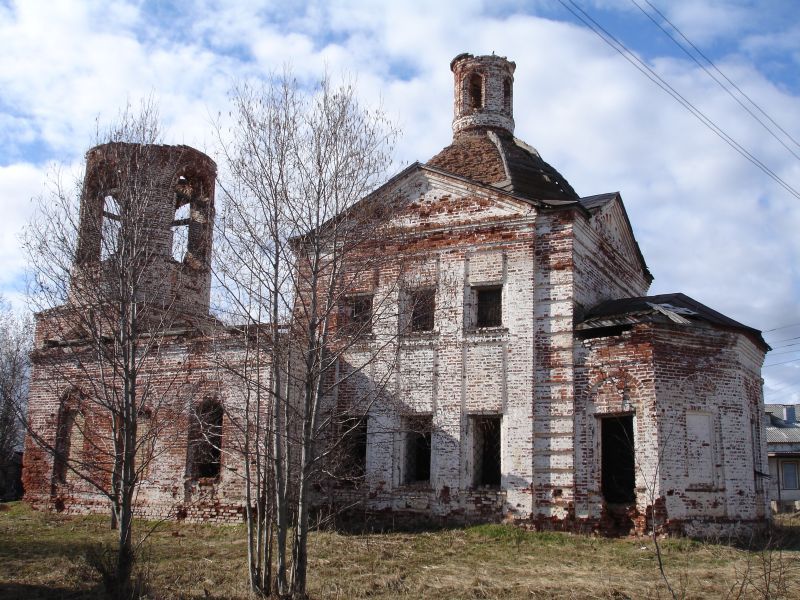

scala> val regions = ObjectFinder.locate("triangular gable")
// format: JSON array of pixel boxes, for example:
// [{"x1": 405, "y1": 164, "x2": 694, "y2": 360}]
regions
[
  {"x1": 580, "y1": 192, "x2": 652, "y2": 284},
  {"x1": 294, "y1": 161, "x2": 545, "y2": 248}
]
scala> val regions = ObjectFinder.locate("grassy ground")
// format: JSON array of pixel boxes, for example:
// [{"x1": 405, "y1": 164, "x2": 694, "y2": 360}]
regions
[{"x1": 1, "y1": 502, "x2": 799, "y2": 599}]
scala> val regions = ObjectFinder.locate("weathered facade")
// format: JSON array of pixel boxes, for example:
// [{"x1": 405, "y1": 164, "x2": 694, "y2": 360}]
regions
[
  {"x1": 24, "y1": 143, "x2": 254, "y2": 522},
  {"x1": 24, "y1": 53, "x2": 770, "y2": 535},
  {"x1": 319, "y1": 53, "x2": 770, "y2": 535}
]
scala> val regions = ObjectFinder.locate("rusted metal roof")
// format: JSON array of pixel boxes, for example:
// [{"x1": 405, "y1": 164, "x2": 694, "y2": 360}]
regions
[{"x1": 577, "y1": 292, "x2": 769, "y2": 351}]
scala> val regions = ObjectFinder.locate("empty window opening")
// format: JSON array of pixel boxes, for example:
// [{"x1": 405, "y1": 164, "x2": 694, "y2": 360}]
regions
[
  {"x1": 476, "y1": 286, "x2": 502, "y2": 328},
  {"x1": 101, "y1": 195, "x2": 121, "y2": 260},
  {"x1": 601, "y1": 415, "x2": 635, "y2": 503},
  {"x1": 503, "y1": 78, "x2": 512, "y2": 111},
  {"x1": 782, "y1": 461, "x2": 799, "y2": 490},
  {"x1": 172, "y1": 202, "x2": 190, "y2": 262},
  {"x1": 404, "y1": 416, "x2": 432, "y2": 485},
  {"x1": 468, "y1": 74, "x2": 483, "y2": 109},
  {"x1": 410, "y1": 289, "x2": 436, "y2": 332},
  {"x1": 343, "y1": 295, "x2": 373, "y2": 335},
  {"x1": 190, "y1": 400, "x2": 223, "y2": 479},
  {"x1": 473, "y1": 415, "x2": 501, "y2": 487},
  {"x1": 338, "y1": 416, "x2": 367, "y2": 482}
]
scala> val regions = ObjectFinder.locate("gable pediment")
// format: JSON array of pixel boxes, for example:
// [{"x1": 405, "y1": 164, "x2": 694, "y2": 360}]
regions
[
  {"x1": 387, "y1": 165, "x2": 538, "y2": 231},
  {"x1": 581, "y1": 192, "x2": 651, "y2": 283}
]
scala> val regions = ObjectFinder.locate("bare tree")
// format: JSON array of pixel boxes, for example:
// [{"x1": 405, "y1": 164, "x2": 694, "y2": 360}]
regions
[
  {"x1": 213, "y1": 71, "x2": 401, "y2": 598},
  {"x1": 0, "y1": 297, "x2": 31, "y2": 500},
  {"x1": 22, "y1": 101, "x2": 211, "y2": 598}
]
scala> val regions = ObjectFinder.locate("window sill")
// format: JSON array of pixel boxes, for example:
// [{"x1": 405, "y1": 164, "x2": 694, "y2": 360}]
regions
[
  {"x1": 401, "y1": 330, "x2": 439, "y2": 343},
  {"x1": 469, "y1": 486, "x2": 503, "y2": 493},
  {"x1": 400, "y1": 482, "x2": 433, "y2": 491},
  {"x1": 465, "y1": 326, "x2": 508, "y2": 337},
  {"x1": 190, "y1": 476, "x2": 220, "y2": 487}
]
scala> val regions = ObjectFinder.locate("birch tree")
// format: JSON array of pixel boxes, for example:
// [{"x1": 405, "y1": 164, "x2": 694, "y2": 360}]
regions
[
  {"x1": 214, "y1": 71, "x2": 400, "y2": 598},
  {"x1": 23, "y1": 102, "x2": 199, "y2": 598}
]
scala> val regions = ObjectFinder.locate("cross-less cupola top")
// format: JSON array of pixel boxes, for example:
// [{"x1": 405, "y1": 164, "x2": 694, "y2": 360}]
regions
[{"x1": 450, "y1": 53, "x2": 516, "y2": 136}]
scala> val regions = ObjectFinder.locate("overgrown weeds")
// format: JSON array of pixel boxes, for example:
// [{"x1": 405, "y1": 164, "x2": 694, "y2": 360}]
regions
[{"x1": 1, "y1": 503, "x2": 799, "y2": 599}]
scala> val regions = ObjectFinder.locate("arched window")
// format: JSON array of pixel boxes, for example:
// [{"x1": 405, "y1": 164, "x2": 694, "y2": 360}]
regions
[
  {"x1": 503, "y1": 78, "x2": 511, "y2": 111},
  {"x1": 468, "y1": 73, "x2": 483, "y2": 109},
  {"x1": 100, "y1": 194, "x2": 121, "y2": 260},
  {"x1": 189, "y1": 399, "x2": 222, "y2": 479},
  {"x1": 172, "y1": 201, "x2": 190, "y2": 262},
  {"x1": 53, "y1": 405, "x2": 84, "y2": 484}
]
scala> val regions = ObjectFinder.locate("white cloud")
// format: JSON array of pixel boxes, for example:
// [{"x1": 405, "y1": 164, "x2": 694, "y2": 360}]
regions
[{"x1": 0, "y1": 0, "x2": 798, "y2": 401}]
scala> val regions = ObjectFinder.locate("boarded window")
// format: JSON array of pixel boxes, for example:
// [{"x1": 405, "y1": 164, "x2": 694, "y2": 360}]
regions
[
  {"x1": 190, "y1": 400, "x2": 223, "y2": 479},
  {"x1": 338, "y1": 416, "x2": 367, "y2": 482},
  {"x1": 476, "y1": 286, "x2": 502, "y2": 327},
  {"x1": 686, "y1": 412, "x2": 714, "y2": 486},
  {"x1": 782, "y1": 462, "x2": 799, "y2": 490},
  {"x1": 473, "y1": 415, "x2": 501, "y2": 487},
  {"x1": 404, "y1": 416, "x2": 432, "y2": 485},
  {"x1": 410, "y1": 289, "x2": 435, "y2": 332},
  {"x1": 343, "y1": 295, "x2": 373, "y2": 335}
]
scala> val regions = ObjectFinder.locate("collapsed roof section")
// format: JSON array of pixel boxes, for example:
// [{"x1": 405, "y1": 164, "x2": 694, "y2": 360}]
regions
[{"x1": 577, "y1": 292, "x2": 769, "y2": 351}]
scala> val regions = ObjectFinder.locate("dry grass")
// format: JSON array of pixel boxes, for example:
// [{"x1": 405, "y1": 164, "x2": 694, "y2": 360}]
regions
[{"x1": 1, "y1": 502, "x2": 798, "y2": 599}]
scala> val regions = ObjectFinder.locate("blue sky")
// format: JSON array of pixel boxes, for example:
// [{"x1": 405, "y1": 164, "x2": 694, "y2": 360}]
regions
[{"x1": 0, "y1": 0, "x2": 799, "y2": 403}]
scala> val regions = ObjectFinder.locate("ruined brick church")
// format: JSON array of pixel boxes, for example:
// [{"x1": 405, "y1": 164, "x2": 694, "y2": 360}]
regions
[{"x1": 24, "y1": 53, "x2": 770, "y2": 535}]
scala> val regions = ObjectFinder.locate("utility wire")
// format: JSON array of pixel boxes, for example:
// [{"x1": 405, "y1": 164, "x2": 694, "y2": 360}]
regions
[
  {"x1": 764, "y1": 358, "x2": 800, "y2": 368},
  {"x1": 557, "y1": 0, "x2": 800, "y2": 200},
  {"x1": 643, "y1": 0, "x2": 800, "y2": 154},
  {"x1": 632, "y1": 0, "x2": 800, "y2": 161},
  {"x1": 764, "y1": 322, "x2": 800, "y2": 333}
]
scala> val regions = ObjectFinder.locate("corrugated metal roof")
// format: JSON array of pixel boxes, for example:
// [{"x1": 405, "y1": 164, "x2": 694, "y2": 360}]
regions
[{"x1": 766, "y1": 426, "x2": 800, "y2": 444}]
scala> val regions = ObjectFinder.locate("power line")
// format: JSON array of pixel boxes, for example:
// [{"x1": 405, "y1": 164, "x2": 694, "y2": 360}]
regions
[
  {"x1": 769, "y1": 339, "x2": 800, "y2": 349},
  {"x1": 764, "y1": 322, "x2": 800, "y2": 333},
  {"x1": 633, "y1": 0, "x2": 800, "y2": 161},
  {"x1": 765, "y1": 348, "x2": 800, "y2": 358},
  {"x1": 642, "y1": 0, "x2": 800, "y2": 153},
  {"x1": 764, "y1": 358, "x2": 800, "y2": 368},
  {"x1": 556, "y1": 0, "x2": 800, "y2": 200}
]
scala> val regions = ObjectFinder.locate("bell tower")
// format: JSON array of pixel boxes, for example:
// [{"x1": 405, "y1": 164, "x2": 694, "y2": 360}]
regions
[
  {"x1": 71, "y1": 142, "x2": 216, "y2": 318},
  {"x1": 450, "y1": 53, "x2": 516, "y2": 137}
]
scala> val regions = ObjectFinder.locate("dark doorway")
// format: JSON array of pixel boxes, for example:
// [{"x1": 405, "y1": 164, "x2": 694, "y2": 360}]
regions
[
  {"x1": 601, "y1": 415, "x2": 635, "y2": 503},
  {"x1": 473, "y1": 416, "x2": 501, "y2": 487}
]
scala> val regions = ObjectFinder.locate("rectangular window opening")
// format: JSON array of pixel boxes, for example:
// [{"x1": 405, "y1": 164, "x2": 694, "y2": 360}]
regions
[
  {"x1": 338, "y1": 416, "x2": 367, "y2": 483},
  {"x1": 473, "y1": 415, "x2": 501, "y2": 488},
  {"x1": 404, "y1": 416, "x2": 432, "y2": 485},
  {"x1": 475, "y1": 286, "x2": 502, "y2": 328},
  {"x1": 410, "y1": 289, "x2": 436, "y2": 332},
  {"x1": 601, "y1": 415, "x2": 635, "y2": 504},
  {"x1": 783, "y1": 461, "x2": 799, "y2": 490},
  {"x1": 191, "y1": 401, "x2": 223, "y2": 479},
  {"x1": 343, "y1": 295, "x2": 373, "y2": 335}
]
